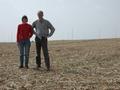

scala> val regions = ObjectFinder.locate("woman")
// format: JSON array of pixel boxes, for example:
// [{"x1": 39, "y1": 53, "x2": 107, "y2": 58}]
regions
[{"x1": 17, "y1": 15, "x2": 33, "y2": 69}]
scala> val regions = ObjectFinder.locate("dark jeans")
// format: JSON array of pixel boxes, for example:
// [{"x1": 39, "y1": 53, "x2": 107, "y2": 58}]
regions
[
  {"x1": 35, "y1": 37, "x2": 50, "y2": 69},
  {"x1": 17, "y1": 39, "x2": 31, "y2": 66}
]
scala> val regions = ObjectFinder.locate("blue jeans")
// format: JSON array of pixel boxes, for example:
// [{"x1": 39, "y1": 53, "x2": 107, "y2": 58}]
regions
[{"x1": 17, "y1": 40, "x2": 31, "y2": 66}]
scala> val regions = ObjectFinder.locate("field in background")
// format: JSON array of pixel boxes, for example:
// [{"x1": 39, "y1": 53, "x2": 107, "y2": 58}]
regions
[{"x1": 0, "y1": 39, "x2": 120, "y2": 90}]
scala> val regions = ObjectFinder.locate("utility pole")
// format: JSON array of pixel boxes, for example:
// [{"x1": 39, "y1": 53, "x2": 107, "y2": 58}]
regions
[
  {"x1": 72, "y1": 29, "x2": 74, "y2": 40},
  {"x1": 99, "y1": 28, "x2": 101, "y2": 39}
]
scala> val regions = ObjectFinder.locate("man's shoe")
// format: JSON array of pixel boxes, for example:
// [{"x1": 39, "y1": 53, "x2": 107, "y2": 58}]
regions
[
  {"x1": 37, "y1": 65, "x2": 41, "y2": 68},
  {"x1": 47, "y1": 68, "x2": 50, "y2": 71}
]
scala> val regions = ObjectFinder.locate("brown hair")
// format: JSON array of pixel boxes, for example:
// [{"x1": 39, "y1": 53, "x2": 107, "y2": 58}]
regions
[{"x1": 22, "y1": 15, "x2": 28, "y2": 22}]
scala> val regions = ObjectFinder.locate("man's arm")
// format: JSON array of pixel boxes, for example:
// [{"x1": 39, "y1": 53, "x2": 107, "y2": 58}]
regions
[
  {"x1": 32, "y1": 21, "x2": 42, "y2": 39},
  {"x1": 32, "y1": 21, "x2": 36, "y2": 34},
  {"x1": 47, "y1": 21, "x2": 55, "y2": 37}
]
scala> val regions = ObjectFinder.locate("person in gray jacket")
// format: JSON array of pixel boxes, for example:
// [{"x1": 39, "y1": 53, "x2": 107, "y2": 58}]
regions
[{"x1": 32, "y1": 11, "x2": 55, "y2": 71}]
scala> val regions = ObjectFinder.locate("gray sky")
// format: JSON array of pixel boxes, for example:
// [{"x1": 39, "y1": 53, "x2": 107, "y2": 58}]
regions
[{"x1": 0, "y1": 0, "x2": 120, "y2": 42}]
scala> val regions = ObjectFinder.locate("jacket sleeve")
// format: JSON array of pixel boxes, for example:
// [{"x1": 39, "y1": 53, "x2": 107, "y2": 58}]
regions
[
  {"x1": 29, "y1": 25, "x2": 33, "y2": 38},
  {"x1": 17, "y1": 25, "x2": 20, "y2": 42},
  {"x1": 32, "y1": 21, "x2": 36, "y2": 34},
  {"x1": 47, "y1": 21, "x2": 55, "y2": 37}
]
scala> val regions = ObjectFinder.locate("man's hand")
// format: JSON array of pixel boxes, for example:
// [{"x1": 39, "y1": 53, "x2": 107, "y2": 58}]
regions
[{"x1": 47, "y1": 34, "x2": 51, "y2": 38}]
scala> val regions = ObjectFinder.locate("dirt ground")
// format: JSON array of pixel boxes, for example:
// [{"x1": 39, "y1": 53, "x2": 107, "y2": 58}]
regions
[{"x1": 0, "y1": 39, "x2": 120, "y2": 90}]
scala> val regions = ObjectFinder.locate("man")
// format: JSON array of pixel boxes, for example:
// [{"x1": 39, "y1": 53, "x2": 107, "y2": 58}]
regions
[{"x1": 32, "y1": 11, "x2": 55, "y2": 71}]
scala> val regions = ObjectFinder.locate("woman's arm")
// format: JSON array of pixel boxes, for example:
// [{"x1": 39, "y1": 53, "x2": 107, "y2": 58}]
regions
[
  {"x1": 17, "y1": 25, "x2": 20, "y2": 42},
  {"x1": 29, "y1": 25, "x2": 33, "y2": 38}
]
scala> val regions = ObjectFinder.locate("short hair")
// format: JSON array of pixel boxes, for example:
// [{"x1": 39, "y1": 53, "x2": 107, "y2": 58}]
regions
[
  {"x1": 22, "y1": 15, "x2": 28, "y2": 22},
  {"x1": 38, "y1": 11, "x2": 44, "y2": 15}
]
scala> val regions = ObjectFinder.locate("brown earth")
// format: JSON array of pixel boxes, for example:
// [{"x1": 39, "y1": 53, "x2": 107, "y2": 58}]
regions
[{"x1": 0, "y1": 39, "x2": 120, "y2": 90}]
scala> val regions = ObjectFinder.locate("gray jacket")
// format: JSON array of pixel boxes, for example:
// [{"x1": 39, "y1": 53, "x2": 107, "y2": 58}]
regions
[{"x1": 32, "y1": 19, "x2": 55, "y2": 39}]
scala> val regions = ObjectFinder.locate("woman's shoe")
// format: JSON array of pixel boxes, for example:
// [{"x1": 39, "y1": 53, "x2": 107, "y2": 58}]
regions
[
  {"x1": 19, "y1": 65, "x2": 24, "y2": 69},
  {"x1": 25, "y1": 65, "x2": 29, "y2": 69}
]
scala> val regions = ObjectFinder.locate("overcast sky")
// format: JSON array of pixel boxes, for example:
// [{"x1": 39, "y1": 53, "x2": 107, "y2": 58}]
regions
[{"x1": 0, "y1": 0, "x2": 120, "y2": 42}]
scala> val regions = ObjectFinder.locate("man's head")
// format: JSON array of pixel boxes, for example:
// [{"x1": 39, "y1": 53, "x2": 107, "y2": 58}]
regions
[
  {"x1": 37, "y1": 11, "x2": 44, "y2": 20},
  {"x1": 22, "y1": 15, "x2": 28, "y2": 23}
]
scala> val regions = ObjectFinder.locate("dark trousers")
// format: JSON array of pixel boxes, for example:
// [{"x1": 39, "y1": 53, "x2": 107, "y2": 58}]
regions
[{"x1": 35, "y1": 37, "x2": 50, "y2": 69}]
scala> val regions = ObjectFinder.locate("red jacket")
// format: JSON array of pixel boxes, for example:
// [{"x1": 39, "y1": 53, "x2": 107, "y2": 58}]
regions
[{"x1": 17, "y1": 23, "x2": 33, "y2": 42}]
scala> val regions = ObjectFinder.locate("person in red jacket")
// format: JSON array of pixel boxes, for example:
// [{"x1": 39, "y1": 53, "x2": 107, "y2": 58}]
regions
[{"x1": 17, "y1": 15, "x2": 33, "y2": 69}]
